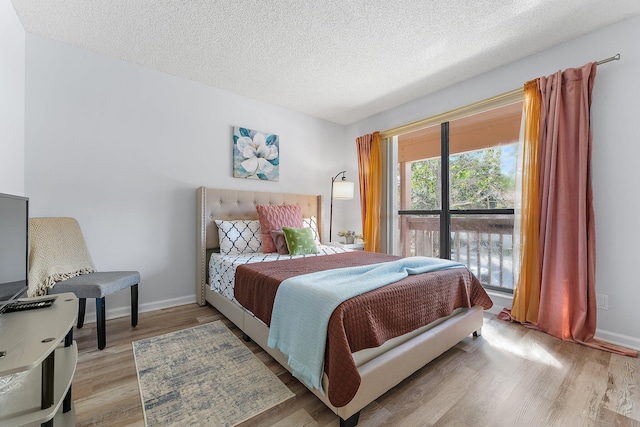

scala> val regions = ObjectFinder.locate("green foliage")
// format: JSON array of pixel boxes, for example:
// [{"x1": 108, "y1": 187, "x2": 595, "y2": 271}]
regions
[
  {"x1": 409, "y1": 147, "x2": 515, "y2": 210},
  {"x1": 410, "y1": 159, "x2": 441, "y2": 210}
]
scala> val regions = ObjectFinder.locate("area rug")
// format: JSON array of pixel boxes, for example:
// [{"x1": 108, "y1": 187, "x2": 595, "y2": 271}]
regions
[{"x1": 132, "y1": 321, "x2": 294, "y2": 426}]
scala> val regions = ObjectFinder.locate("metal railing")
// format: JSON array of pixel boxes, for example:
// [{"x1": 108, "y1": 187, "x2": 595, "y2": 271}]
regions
[{"x1": 400, "y1": 214, "x2": 515, "y2": 291}]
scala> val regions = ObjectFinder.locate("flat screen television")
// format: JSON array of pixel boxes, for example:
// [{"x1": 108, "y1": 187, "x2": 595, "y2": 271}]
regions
[{"x1": 0, "y1": 193, "x2": 29, "y2": 314}]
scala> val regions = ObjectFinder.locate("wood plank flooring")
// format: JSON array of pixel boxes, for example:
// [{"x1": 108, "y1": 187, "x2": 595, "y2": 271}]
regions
[{"x1": 72, "y1": 303, "x2": 640, "y2": 426}]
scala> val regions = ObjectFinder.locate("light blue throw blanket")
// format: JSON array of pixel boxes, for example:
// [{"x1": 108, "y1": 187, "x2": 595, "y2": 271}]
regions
[{"x1": 267, "y1": 256, "x2": 465, "y2": 392}]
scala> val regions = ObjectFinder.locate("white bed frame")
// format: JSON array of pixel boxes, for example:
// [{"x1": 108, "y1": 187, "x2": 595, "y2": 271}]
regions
[{"x1": 196, "y1": 187, "x2": 484, "y2": 426}]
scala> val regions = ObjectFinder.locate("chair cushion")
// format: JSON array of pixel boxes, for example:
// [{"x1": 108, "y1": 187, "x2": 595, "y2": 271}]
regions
[{"x1": 48, "y1": 271, "x2": 140, "y2": 298}]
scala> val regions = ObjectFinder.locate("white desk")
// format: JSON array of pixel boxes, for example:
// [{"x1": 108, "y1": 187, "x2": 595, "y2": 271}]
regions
[{"x1": 0, "y1": 293, "x2": 78, "y2": 427}]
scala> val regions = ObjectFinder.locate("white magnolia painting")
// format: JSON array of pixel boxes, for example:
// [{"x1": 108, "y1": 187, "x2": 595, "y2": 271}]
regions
[{"x1": 233, "y1": 126, "x2": 280, "y2": 181}]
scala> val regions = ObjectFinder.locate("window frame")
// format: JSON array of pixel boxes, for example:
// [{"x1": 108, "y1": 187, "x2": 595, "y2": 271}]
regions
[{"x1": 384, "y1": 89, "x2": 524, "y2": 293}]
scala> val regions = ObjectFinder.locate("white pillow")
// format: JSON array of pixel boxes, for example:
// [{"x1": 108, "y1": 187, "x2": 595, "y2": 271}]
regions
[
  {"x1": 303, "y1": 216, "x2": 321, "y2": 245},
  {"x1": 215, "y1": 219, "x2": 262, "y2": 255}
]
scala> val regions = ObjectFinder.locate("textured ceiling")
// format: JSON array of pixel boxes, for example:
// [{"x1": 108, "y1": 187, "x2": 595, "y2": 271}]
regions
[{"x1": 10, "y1": 0, "x2": 640, "y2": 125}]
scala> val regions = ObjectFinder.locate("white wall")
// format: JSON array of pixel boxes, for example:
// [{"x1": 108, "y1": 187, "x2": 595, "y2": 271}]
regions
[
  {"x1": 346, "y1": 16, "x2": 640, "y2": 349},
  {"x1": 21, "y1": 14, "x2": 640, "y2": 349},
  {"x1": 0, "y1": 0, "x2": 25, "y2": 196},
  {"x1": 24, "y1": 34, "x2": 348, "y2": 320}
]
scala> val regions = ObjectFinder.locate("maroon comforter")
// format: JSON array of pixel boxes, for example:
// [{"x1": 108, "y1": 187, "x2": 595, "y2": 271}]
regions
[{"x1": 234, "y1": 251, "x2": 493, "y2": 407}]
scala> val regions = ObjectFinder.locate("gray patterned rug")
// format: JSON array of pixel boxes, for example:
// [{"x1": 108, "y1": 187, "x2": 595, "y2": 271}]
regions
[{"x1": 133, "y1": 321, "x2": 294, "y2": 426}]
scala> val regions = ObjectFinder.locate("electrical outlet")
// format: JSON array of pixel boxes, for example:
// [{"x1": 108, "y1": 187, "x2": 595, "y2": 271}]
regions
[{"x1": 596, "y1": 293, "x2": 608, "y2": 310}]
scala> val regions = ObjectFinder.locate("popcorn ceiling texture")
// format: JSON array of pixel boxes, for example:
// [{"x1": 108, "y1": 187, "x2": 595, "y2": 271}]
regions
[{"x1": 10, "y1": 0, "x2": 640, "y2": 124}]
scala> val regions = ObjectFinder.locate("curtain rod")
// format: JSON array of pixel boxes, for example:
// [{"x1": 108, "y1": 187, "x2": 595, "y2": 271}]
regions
[
  {"x1": 597, "y1": 53, "x2": 620, "y2": 65},
  {"x1": 380, "y1": 53, "x2": 621, "y2": 138}
]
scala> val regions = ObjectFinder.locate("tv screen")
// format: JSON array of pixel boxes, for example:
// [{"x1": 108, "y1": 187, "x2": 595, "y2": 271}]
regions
[{"x1": 0, "y1": 193, "x2": 29, "y2": 311}]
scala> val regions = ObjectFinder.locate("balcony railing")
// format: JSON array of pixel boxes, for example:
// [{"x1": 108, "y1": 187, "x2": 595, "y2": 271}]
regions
[{"x1": 399, "y1": 214, "x2": 515, "y2": 292}]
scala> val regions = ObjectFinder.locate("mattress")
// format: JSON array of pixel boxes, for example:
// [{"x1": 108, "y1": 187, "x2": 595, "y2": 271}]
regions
[{"x1": 210, "y1": 249, "x2": 487, "y2": 368}]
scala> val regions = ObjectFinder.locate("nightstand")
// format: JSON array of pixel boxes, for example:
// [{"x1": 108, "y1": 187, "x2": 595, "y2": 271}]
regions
[{"x1": 328, "y1": 242, "x2": 365, "y2": 251}]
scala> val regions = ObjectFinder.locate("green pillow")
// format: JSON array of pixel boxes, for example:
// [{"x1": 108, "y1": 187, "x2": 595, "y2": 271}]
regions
[{"x1": 282, "y1": 227, "x2": 319, "y2": 255}]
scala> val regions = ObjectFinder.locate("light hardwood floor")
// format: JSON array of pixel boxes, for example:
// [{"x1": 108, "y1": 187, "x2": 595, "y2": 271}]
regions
[{"x1": 72, "y1": 303, "x2": 640, "y2": 426}]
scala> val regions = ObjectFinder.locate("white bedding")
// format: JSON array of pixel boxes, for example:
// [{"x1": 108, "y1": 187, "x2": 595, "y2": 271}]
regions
[{"x1": 209, "y1": 244, "x2": 350, "y2": 300}]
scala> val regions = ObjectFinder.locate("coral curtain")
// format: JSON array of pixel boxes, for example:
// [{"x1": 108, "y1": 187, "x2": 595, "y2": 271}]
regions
[
  {"x1": 356, "y1": 131, "x2": 381, "y2": 252},
  {"x1": 503, "y1": 63, "x2": 636, "y2": 356}
]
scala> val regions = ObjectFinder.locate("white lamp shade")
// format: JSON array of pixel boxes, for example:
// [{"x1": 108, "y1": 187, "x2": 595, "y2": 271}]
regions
[{"x1": 333, "y1": 180, "x2": 354, "y2": 200}]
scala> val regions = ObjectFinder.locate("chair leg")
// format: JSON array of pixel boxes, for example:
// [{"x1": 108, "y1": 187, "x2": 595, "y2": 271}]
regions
[
  {"x1": 131, "y1": 284, "x2": 138, "y2": 328},
  {"x1": 77, "y1": 298, "x2": 87, "y2": 329},
  {"x1": 96, "y1": 297, "x2": 106, "y2": 350}
]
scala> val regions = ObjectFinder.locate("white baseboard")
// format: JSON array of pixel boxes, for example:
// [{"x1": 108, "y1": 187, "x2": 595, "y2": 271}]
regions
[
  {"x1": 484, "y1": 290, "x2": 513, "y2": 316},
  {"x1": 482, "y1": 290, "x2": 640, "y2": 352},
  {"x1": 81, "y1": 294, "x2": 197, "y2": 325},
  {"x1": 595, "y1": 329, "x2": 640, "y2": 352}
]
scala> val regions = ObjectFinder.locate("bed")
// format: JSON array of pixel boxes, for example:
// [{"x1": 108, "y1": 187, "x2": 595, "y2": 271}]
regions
[{"x1": 196, "y1": 187, "x2": 492, "y2": 426}]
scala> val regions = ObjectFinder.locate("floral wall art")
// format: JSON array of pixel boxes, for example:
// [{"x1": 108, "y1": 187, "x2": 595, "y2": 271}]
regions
[{"x1": 233, "y1": 126, "x2": 279, "y2": 181}]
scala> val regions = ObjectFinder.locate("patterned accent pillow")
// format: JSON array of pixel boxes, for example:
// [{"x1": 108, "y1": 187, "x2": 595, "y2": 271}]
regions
[
  {"x1": 282, "y1": 227, "x2": 319, "y2": 255},
  {"x1": 256, "y1": 204, "x2": 303, "y2": 253},
  {"x1": 270, "y1": 230, "x2": 289, "y2": 255},
  {"x1": 302, "y1": 216, "x2": 321, "y2": 245},
  {"x1": 214, "y1": 219, "x2": 262, "y2": 255}
]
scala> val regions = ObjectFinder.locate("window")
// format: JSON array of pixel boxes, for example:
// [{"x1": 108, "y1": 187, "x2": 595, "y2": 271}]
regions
[{"x1": 394, "y1": 101, "x2": 522, "y2": 292}]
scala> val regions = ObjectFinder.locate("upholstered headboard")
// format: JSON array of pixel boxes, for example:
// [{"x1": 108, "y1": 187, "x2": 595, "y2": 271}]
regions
[{"x1": 196, "y1": 187, "x2": 322, "y2": 305}]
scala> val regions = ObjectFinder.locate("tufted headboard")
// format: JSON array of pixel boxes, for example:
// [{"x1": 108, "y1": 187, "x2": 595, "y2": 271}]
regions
[{"x1": 196, "y1": 187, "x2": 322, "y2": 305}]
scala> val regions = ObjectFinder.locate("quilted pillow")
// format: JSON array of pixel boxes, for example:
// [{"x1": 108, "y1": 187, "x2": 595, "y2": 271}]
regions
[
  {"x1": 270, "y1": 230, "x2": 289, "y2": 255},
  {"x1": 302, "y1": 216, "x2": 321, "y2": 245},
  {"x1": 215, "y1": 219, "x2": 262, "y2": 255},
  {"x1": 256, "y1": 204, "x2": 303, "y2": 253},
  {"x1": 282, "y1": 227, "x2": 319, "y2": 255}
]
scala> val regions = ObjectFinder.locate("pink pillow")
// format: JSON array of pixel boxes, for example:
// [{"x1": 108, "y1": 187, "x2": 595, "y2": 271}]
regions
[{"x1": 256, "y1": 204, "x2": 303, "y2": 253}]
